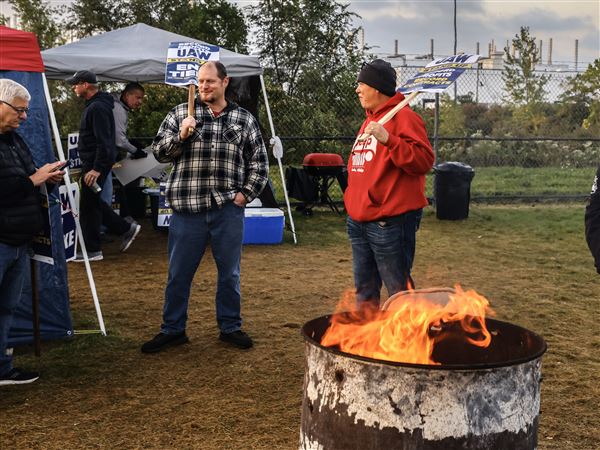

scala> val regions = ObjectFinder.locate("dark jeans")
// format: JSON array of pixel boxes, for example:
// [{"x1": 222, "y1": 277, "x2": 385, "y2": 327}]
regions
[
  {"x1": 161, "y1": 202, "x2": 245, "y2": 334},
  {"x1": 0, "y1": 242, "x2": 28, "y2": 376},
  {"x1": 80, "y1": 174, "x2": 131, "y2": 252},
  {"x1": 347, "y1": 209, "x2": 423, "y2": 307}
]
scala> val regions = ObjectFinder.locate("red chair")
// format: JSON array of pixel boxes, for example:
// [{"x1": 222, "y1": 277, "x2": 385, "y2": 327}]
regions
[{"x1": 302, "y1": 153, "x2": 346, "y2": 214}]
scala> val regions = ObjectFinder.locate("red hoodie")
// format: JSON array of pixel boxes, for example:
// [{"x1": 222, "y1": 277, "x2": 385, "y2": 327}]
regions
[{"x1": 344, "y1": 92, "x2": 434, "y2": 222}]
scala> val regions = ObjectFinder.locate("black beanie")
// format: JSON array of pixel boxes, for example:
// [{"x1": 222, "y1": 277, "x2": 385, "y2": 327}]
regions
[{"x1": 357, "y1": 59, "x2": 397, "y2": 97}]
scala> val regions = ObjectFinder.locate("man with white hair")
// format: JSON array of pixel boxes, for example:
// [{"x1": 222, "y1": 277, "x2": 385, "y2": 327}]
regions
[{"x1": 0, "y1": 78, "x2": 65, "y2": 385}]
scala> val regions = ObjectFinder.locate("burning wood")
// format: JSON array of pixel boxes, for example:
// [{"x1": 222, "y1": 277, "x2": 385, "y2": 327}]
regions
[{"x1": 320, "y1": 286, "x2": 494, "y2": 365}]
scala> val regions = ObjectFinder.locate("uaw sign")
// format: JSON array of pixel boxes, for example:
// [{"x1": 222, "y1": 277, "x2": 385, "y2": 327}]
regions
[
  {"x1": 399, "y1": 54, "x2": 483, "y2": 94},
  {"x1": 165, "y1": 42, "x2": 220, "y2": 87}
]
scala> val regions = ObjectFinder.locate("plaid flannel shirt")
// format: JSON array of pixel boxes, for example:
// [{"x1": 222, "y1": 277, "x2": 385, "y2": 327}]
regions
[{"x1": 152, "y1": 100, "x2": 269, "y2": 213}]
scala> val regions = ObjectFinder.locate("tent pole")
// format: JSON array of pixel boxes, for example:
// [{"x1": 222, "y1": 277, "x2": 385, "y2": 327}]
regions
[
  {"x1": 41, "y1": 73, "x2": 107, "y2": 336},
  {"x1": 259, "y1": 75, "x2": 297, "y2": 244}
]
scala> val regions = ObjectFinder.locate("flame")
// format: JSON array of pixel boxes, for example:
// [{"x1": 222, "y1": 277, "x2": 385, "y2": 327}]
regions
[{"x1": 320, "y1": 285, "x2": 494, "y2": 365}]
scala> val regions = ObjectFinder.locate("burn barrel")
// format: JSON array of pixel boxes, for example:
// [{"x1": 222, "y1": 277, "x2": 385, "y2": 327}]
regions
[{"x1": 300, "y1": 315, "x2": 547, "y2": 450}]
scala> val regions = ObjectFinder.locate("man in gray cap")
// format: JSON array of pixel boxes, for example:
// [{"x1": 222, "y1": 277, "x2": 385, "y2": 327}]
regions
[
  {"x1": 66, "y1": 70, "x2": 141, "y2": 261},
  {"x1": 344, "y1": 59, "x2": 434, "y2": 309}
]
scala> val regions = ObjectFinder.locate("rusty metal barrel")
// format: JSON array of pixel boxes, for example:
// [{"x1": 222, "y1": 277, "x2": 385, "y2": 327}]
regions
[{"x1": 300, "y1": 315, "x2": 546, "y2": 450}]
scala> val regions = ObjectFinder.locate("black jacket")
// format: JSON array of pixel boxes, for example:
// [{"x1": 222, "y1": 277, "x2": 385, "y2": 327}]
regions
[
  {"x1": 0, "y1": 132, "x2": 44, "y2": 246},
  {"x1": 77, "y1": 91, "x2": 116, "y2": 175},
  {"x1": 585, "y1": 166, "x2": 600, "y2": 273}
]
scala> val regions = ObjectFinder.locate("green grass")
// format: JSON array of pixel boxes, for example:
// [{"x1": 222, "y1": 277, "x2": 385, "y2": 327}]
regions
[
  {"x1": 2, "y1": 204, "x2": 599, "y2": 450},
  {"x1": 268, "y1": 165, "x2": 596, "y2": 203}
]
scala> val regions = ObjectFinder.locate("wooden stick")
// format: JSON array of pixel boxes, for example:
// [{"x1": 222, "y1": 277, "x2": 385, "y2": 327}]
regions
[
  {"x1": 357, "y1": 91, "x2": 420, "y2": 142},
  {"x1": 187, "y1": 85, "x2": 195, "y2": 134}
]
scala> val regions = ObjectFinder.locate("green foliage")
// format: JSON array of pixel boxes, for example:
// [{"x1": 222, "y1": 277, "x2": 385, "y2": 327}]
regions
[
  {"x1": 437, "y1": 137, "x2": 600, "y2": 169},
  {"x1": 247, "y1": 0, "x2": 365, "y2": 164},
  {"x1": 128, "y1": 85, "x2": 188, "y2": 141},
  {"x1": 247, "y1": 0, "x2": 362, "y2": 95},
  {"x1": 67, "y1": 0, "x2": 248, "y2": 50},
  {"x1": 502, "y1": 26, "x2": 548, "y2": 105},
  {"x1": 561, "y1": 59, "x2": 600, "y2": 132},
  {"x1": 8, "y1": 0, "x2": 66, "y2": 49},
  {"x1": 439, "y1": 94, "x2": 466, "y2": 136}
]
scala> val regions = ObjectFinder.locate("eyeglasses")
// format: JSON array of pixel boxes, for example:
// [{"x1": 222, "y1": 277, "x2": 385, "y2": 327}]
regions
[{"x1": 0, "y1": 100, "x2": 29, "y2": 116}]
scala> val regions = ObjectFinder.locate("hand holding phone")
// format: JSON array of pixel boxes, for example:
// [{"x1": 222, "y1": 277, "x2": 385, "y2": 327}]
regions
[{"x1": 51, "y1": 161, "x2": 69, "y2": 172}]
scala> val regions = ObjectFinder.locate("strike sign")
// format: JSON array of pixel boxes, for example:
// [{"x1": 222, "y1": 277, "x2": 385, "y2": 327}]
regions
[{"x1": 165, "y1": 42, "x2": 220, "y2": 87}]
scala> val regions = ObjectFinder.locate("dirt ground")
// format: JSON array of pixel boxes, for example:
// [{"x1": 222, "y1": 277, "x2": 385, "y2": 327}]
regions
[{"x1": 1, "y1": 205, "x2": 599, "y2": 449}]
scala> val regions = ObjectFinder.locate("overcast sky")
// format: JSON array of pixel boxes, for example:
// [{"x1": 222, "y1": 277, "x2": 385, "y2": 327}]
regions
[
  {"x1": 2, "y1": 0, "x2": 598, "y2": 68},
  {"x1": 234, "y1": 0, "x2": 599, "y2": 69},
  {"x1": 349, "y1": 1, "x2": 599, "y2": 66}
]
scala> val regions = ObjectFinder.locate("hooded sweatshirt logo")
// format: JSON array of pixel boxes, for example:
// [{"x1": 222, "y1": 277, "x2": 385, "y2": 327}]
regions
[{"x1": 350, "y1": 134, "x2": 378, "y2": 173}]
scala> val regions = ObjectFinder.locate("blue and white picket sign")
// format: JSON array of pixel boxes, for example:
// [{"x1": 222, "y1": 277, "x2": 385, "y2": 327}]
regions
[
  {"x1": 399, "y1": 54, "x2": 483, "y2": 94},
  {"x1": 67, "y1": 132, "x2": 81, "y2": 170},
  {"x1": 58, "y1": 183, "x2": 79, "y2": 262},
  {"x1": 165, "y1": 42, "x2": 220, "y2": 87},
  {"x1": 31, "y1": 185, "x2": 54, "y2": 265}
]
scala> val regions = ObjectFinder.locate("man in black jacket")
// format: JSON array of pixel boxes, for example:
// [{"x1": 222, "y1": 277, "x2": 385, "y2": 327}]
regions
[
  {"x1": 585, "y1": 167, "x2": 600, "y2": 273},
  {"x1": 67, "y1": 71, "x2": 141, "y2": 261},
  {"x1": 0, "y1": 79, "x2": 65, "y2": 385}
]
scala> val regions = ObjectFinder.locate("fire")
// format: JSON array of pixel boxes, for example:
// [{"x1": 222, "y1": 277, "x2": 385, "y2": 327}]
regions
[{"x1": 320, "y1": 286, "x2": 494, "y2": 365}]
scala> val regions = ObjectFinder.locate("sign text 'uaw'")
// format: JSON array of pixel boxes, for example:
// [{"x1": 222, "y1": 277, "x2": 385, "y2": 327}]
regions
[
  {"x1": 165, "y1": 42, "x2": 220, "y2": 87},
  {"x1": 399, "y1": 54, "x2": 483, "y2": 94}
]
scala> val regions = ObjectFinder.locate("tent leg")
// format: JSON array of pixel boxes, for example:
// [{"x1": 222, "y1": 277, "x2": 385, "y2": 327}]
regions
[
  {"x1": 30, "y1": 260, "x2": 41, "y2": 357},
  {"x1": 259, "y1": 75, "x2": 297, "y2": 244},
  {"x1": 42, "y1": 74, "x2": 107, "y2": 336}
]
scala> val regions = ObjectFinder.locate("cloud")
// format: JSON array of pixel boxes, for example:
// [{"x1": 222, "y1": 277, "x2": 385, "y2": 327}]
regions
[{"x1": 350, "y1": 0, "x2": 599, "y2": 65}]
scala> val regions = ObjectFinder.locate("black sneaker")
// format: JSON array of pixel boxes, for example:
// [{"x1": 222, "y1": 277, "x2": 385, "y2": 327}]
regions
[
  {"x1": 219, "y1": 330, "x2": 253, "y2": 349},
  {"x1": 141, "y1": 332, "x2": 189, "y2": 353},
  {"x1": 0, "y1": 368, "x2": 39, "y2": 386},
  {"x1": 121, "y1": 222, "x2": 141, "y2": 252}
]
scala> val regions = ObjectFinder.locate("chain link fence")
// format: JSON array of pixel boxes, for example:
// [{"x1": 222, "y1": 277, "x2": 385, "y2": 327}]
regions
[{"x1": 259, "y1": 65, "x2": 599, "y2": 203}]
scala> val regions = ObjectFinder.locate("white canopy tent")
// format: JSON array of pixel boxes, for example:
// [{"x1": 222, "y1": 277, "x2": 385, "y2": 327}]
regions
[{"x1": 42, "y1": 23, "x2": 296, "y2": 242}]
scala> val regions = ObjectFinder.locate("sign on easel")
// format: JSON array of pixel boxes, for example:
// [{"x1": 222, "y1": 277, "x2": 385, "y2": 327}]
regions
[
  {"x1": 31, "y1": 184, "x2": 54, "y2": 264},
  {"x1": 59, "y1": 183, "x2": 79, "y2": 261}
]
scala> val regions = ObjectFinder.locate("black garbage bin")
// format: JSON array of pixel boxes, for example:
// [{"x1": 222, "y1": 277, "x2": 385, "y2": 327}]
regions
[{"x1": 434, "y1": 162, "x2": 475, "y2": 220}]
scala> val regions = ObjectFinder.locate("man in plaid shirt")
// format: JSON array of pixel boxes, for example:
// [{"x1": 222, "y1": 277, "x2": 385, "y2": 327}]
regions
[{"x1": 141, "y1": 61, "x2": 269, "y2": 353}]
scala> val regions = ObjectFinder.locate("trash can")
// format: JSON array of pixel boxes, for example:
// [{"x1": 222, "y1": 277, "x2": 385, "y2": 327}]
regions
[{"x1": 434, "y1": 162, "x2": 475, "y2": 220}]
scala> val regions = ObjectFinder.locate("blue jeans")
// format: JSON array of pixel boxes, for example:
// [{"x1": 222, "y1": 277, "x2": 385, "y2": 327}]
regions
[
  {"x1": 0, "y1": 243, "x2": 29, "y2": 376},
  {"x1": 161, "y1": 202, "x2": 245, "y2": 334},
  {"x1": 347, "y1": 209, "x2": 423, "y2": 307}
]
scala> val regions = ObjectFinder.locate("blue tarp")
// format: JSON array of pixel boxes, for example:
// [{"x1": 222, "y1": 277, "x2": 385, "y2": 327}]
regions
[{"x1": 0, "y1": 70, "x2": 73, "y2": 345}]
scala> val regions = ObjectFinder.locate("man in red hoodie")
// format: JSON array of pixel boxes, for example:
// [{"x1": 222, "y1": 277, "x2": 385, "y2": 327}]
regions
[{"x1": 344, "y1": 59, "x2": 434, "y2": 308}]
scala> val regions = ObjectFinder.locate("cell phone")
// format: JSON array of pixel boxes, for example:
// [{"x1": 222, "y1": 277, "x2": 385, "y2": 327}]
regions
[{"x1": 51, "y1": 161, "x2": 69, "y2": 172}]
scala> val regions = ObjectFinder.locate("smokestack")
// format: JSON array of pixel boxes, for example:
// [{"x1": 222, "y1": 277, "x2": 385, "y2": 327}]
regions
[
  {"x1": 548, "y1": 38, "x2": 553, "y2": 65},
  {"x1": 394, "y1": 39, "x2": 398, "y2": 56},
  {"x1": 476, "y1": 42, "x2": 480, "y2": 55},
  {"x1": 538, "y1": 40, "x2": 543, "y2": 62},
  {"x1": 575, "y1": 39, "x2": 579, "y2": 71},
  {"x1": 430, "y1": 38, "x2": 434, "y2": 59}
]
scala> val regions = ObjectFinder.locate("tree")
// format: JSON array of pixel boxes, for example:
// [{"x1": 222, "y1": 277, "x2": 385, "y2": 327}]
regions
[
  {"x1": 502, "y1": 26, "x2": 548, "y2": 105},
  {"x1": 7, "y1": 0, "x2": 66, "y2": 49},
  {"x1": 67, "y1": 0, "x2": 248, "y2": 51},
  {"x1": 561, "y1": 58, "x2": 600, "y2": 131},
  {"x1": 247, "y1": 0, "x2": 362, "y2": 96}
]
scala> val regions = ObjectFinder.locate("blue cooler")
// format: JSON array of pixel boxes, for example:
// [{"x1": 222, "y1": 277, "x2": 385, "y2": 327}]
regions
[{"x1": 243, "y1": 208, "x2": 285, "y2": 244}]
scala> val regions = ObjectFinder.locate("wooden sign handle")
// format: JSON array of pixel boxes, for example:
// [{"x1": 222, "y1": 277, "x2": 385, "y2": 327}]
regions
[
  {"x1": 187, "y1": 85, "x2": 196, "y2": 134},
  {"x1": 357, "y1": 91, "x2": 420, "y2": 142}
]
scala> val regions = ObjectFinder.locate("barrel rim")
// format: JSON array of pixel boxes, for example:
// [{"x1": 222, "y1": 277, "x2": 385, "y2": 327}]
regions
[{"x1": 302, "y1": 314, "x2": 547, "y2": 371}]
